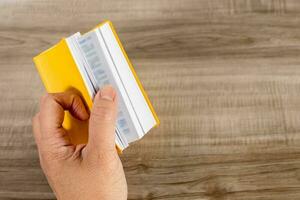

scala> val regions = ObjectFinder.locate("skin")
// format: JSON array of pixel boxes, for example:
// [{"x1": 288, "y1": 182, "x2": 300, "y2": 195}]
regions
[{"x1": 32, "y1": 85, "x2": 127, "y2": 200}]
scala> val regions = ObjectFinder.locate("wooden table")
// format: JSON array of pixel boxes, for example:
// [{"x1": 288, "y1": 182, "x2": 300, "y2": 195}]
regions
[{"x1": 1, "y1": 0, "x2": 300, "y2": 199}]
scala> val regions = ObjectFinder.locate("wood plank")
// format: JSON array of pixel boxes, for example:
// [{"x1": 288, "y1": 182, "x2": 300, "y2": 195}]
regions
[{"x1": 1, "y1": 0, "x2": 300, "y2": 199}]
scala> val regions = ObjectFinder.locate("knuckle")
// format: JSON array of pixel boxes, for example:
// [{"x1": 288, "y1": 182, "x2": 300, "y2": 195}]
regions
[
  {"x1": 41, "y1": 146, "x2": 72, "y2": 163},
  {"x1": 40, "y1": 93, "x2": 54, "y2": 106},
  {"x1": 72, "y1": 93, "x2": 81, "y2": 100},
  {"x1": 92, "y1": 100, "x2": 115, "y2": 121},
  {"x1": 39, "y1": 146, "x2": 76, "y2": 177},
  {"x1": 72, "y1": 95, "x2": 82, "y2": 110},
  {"x1": 67, "y1": 91, "x2": 80, "y2": 103},
  {"x1": 69, "y1": 93, "x2": 78, "y2": 101}
]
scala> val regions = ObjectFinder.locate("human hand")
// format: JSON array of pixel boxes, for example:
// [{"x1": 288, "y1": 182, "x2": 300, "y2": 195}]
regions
[{"x1": 32, "y1": 86, "x2": 127, "y2": 200}]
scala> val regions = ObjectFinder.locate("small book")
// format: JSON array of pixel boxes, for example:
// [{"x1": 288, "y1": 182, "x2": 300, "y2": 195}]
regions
[{"x1": 33, "y1": 21, "x2": 159, "y2": 152}]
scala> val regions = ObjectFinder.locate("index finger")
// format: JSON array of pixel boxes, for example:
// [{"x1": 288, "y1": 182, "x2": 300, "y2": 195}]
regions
[{"x1": 39, "y1": 92, "x2": 89, "y2": 138}]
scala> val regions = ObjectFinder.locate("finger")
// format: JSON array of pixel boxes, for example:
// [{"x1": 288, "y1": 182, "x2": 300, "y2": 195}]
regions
[
  {"x1": 86, "y1": 85, "x2": 118, "y2": 154},
  {"x1": 39, "y1": 92, "x2": 89, "y2": 139},
  {"x1": 50, "y1": 92, "x2": 89, "y2": 121}
]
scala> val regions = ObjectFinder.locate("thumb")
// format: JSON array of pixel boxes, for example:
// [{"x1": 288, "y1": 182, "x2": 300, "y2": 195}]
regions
[{"x1": 86, "y1": 85, "x2": 118, "y2": 154}]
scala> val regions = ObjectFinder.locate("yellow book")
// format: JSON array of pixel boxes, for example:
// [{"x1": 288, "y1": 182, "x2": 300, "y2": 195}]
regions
[{"x1": 33, "y1": 21, "x2": 159, "y2": 151}]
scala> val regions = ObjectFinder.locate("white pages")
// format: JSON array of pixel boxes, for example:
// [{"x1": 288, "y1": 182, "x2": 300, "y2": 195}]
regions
[{"x1": 65, "y1": 22, "x2": 157, "y2": 150}]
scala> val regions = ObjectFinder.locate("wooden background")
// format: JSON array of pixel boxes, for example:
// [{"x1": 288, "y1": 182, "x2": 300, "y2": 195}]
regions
[{"x1": 1, "y1": 0, "x2": 300, "y2": 199}]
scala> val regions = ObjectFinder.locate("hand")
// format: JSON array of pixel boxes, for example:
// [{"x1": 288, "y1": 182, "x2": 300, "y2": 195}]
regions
[{"x1": 32, "y1": 86, "x2": 127, "y2": 200}]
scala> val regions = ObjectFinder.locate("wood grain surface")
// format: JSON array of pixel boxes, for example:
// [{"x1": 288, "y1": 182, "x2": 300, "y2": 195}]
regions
[{"x1": 1, "y1": 0, "x2": 300, "y2": 199}]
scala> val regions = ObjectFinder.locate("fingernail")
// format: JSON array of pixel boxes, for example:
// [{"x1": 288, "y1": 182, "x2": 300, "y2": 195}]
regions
[{"x1": 100, "y1": 85, "x2": 116, "y2": 101}]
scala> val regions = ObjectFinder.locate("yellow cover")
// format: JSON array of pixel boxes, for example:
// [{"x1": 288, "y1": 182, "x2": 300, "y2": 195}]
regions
[
  {"x1": 33, "y1": 21, "x2": 159, "y2": 152},
  {"x1": 34, "y1": 39, "x2": 92, "y2": 145}
]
